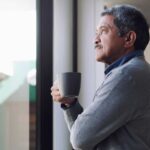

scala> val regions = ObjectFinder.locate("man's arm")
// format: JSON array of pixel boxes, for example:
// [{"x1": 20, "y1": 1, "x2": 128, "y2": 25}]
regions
[
  {"x1": 63, "y1": 70, "x2": 138, "y2": 150},
  {"x1": 62, "y1": 100, "x2": 83, "y2": 131}
]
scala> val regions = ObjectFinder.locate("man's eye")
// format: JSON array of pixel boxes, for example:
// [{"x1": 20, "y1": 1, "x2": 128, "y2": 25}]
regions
[
  {"x1": 100, "y1": 30, "x2": 104, "y2": 35},
  {"x1": 100, "y1": 29, "x2": 107, "y2": 35},
  {"x1": 96, "y1": 28, "x2": 108, "y2": 36}
]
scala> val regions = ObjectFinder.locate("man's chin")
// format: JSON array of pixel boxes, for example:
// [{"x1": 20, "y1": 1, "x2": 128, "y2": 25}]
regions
[
  {"x1": 96, "y1": 56, "x2": 103, "y2": 62},
  {"x1": 96, "y1": 56, "x2": 107, "y2": 63}
]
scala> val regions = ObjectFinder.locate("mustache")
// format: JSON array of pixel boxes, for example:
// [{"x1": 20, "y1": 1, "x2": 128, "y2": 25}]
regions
[{"x1": 95, "y1": 44, "x2": 103, "y2": 49}]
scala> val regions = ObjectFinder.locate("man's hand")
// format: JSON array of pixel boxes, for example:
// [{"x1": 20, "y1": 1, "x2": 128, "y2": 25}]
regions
[{"x1": 51, "y1": 80, "x2": 76, "y2": 106}]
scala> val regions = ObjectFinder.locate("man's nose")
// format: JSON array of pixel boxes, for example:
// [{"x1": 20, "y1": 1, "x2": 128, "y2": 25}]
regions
[{"x1": 94, "y1": 35, "x2": 101, "y2": 45}]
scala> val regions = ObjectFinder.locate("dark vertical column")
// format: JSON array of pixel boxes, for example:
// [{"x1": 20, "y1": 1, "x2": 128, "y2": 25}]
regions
[
  {"x1": 36, "y1": 0, "x2": 53, "y2": 149},
  {"x1": 73, "y1": 0, "x2": 78, "y2": 72}
]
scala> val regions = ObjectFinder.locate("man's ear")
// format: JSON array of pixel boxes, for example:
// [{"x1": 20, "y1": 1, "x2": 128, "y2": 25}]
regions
[{"x1": 124, "y1": 31, "x2": 136, "y2": 48}]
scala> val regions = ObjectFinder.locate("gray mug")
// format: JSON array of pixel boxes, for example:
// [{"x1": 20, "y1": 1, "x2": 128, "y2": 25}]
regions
[{"x1": 57, "y1": 72, "x2": 81, "y2": 98}]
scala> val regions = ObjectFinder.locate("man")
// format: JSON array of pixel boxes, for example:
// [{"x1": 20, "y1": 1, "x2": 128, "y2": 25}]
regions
[{"x1": 51, "y1": 5, "x2": 150, "y2": 150}]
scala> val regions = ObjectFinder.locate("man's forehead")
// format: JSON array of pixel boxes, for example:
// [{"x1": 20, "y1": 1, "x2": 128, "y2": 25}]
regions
[
  {"x1": 96, "y1": 23, "x2": 113, "y2": 30},
  {"x1": 97, "y1": 15, "x2": 115, "y2": 30}
]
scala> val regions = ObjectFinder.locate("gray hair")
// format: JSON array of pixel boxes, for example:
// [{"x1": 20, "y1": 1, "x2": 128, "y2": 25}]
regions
[{"x1": 101, "y1": 5, "x2": 150, "y2": 51}]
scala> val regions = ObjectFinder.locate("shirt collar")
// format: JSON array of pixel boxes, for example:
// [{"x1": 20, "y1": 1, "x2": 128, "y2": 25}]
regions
[{"x1": 104, "y1": 50, "x2": 144, "y2": 75}]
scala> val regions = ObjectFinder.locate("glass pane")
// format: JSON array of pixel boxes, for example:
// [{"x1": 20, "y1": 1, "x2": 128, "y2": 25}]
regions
[{"x1": 0, "y1": 1, "x2": 36, "y2": 150}]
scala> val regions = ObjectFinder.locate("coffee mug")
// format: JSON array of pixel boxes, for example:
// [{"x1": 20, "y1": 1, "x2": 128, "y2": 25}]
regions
[{"x1": 57, "y1": 72, "x2": 81, "y2": 98}]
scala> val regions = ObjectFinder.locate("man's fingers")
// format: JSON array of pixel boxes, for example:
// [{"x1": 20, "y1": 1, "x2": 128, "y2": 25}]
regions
[
  {"x1": 51, "y1": 90, "x2": 61, "y2": 97},
  {"x1": 52, "y1": 95, "x2": 62, "y2": 102},
  {"x1": 51, "y1": 86, "x2": 59, "y2": 91},
  {"x1": 50, "y1": 80, "x2": 64, "y2": 103}
]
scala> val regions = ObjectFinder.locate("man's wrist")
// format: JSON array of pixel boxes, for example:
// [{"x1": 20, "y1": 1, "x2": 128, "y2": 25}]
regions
[{"x1": 61, "y1": 98, "x2": 77, "y2": 110}]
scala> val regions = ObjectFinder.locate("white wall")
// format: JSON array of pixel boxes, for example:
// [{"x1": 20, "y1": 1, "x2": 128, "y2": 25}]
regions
[
  {"x1": 53, "y1": 0, "x2": 73, "y2": 150},
  {"x1": 78, "y1": 0, "x2": 105, "y2": 108},
  {"x1": 145, "y1": 29, "x2": 150, "y2": 63}
]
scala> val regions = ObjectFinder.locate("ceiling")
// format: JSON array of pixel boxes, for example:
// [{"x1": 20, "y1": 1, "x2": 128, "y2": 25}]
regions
[{"x1": 103, "y1": 0, "x2": 150, "y2": 25}]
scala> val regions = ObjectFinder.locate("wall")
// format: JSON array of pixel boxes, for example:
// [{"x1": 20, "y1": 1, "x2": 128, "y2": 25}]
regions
[
  {"x1": 53, "y1": 0, "x2": 73, "y2": 150},
  {"x1": 145, "y1": 30, "x2": 150, "y2": 63},
  {"x1": 78, "y1": 0, "x2": 105, "y2": 108}
]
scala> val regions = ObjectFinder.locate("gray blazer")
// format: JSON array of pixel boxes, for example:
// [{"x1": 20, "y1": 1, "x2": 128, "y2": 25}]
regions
[{"x1": 63, "y1": 56, "x2": 150, "y2": 150}]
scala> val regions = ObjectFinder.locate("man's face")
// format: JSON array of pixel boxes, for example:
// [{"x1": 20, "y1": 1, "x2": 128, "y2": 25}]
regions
[{"x1": 95, "y1": 15, "x2": 127, "y2": 64}]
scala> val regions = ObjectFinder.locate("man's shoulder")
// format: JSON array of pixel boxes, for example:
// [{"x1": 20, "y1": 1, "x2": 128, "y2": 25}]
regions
[
  {"x1": 109, "y1": 56, "x2": 150, "y2": 83},
  {"x1": 105, "y1": 57, "x2": 150, "y2": 81},
  {"x1": 119, "y1": 57, "x2": 150, "y2": 74}
]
